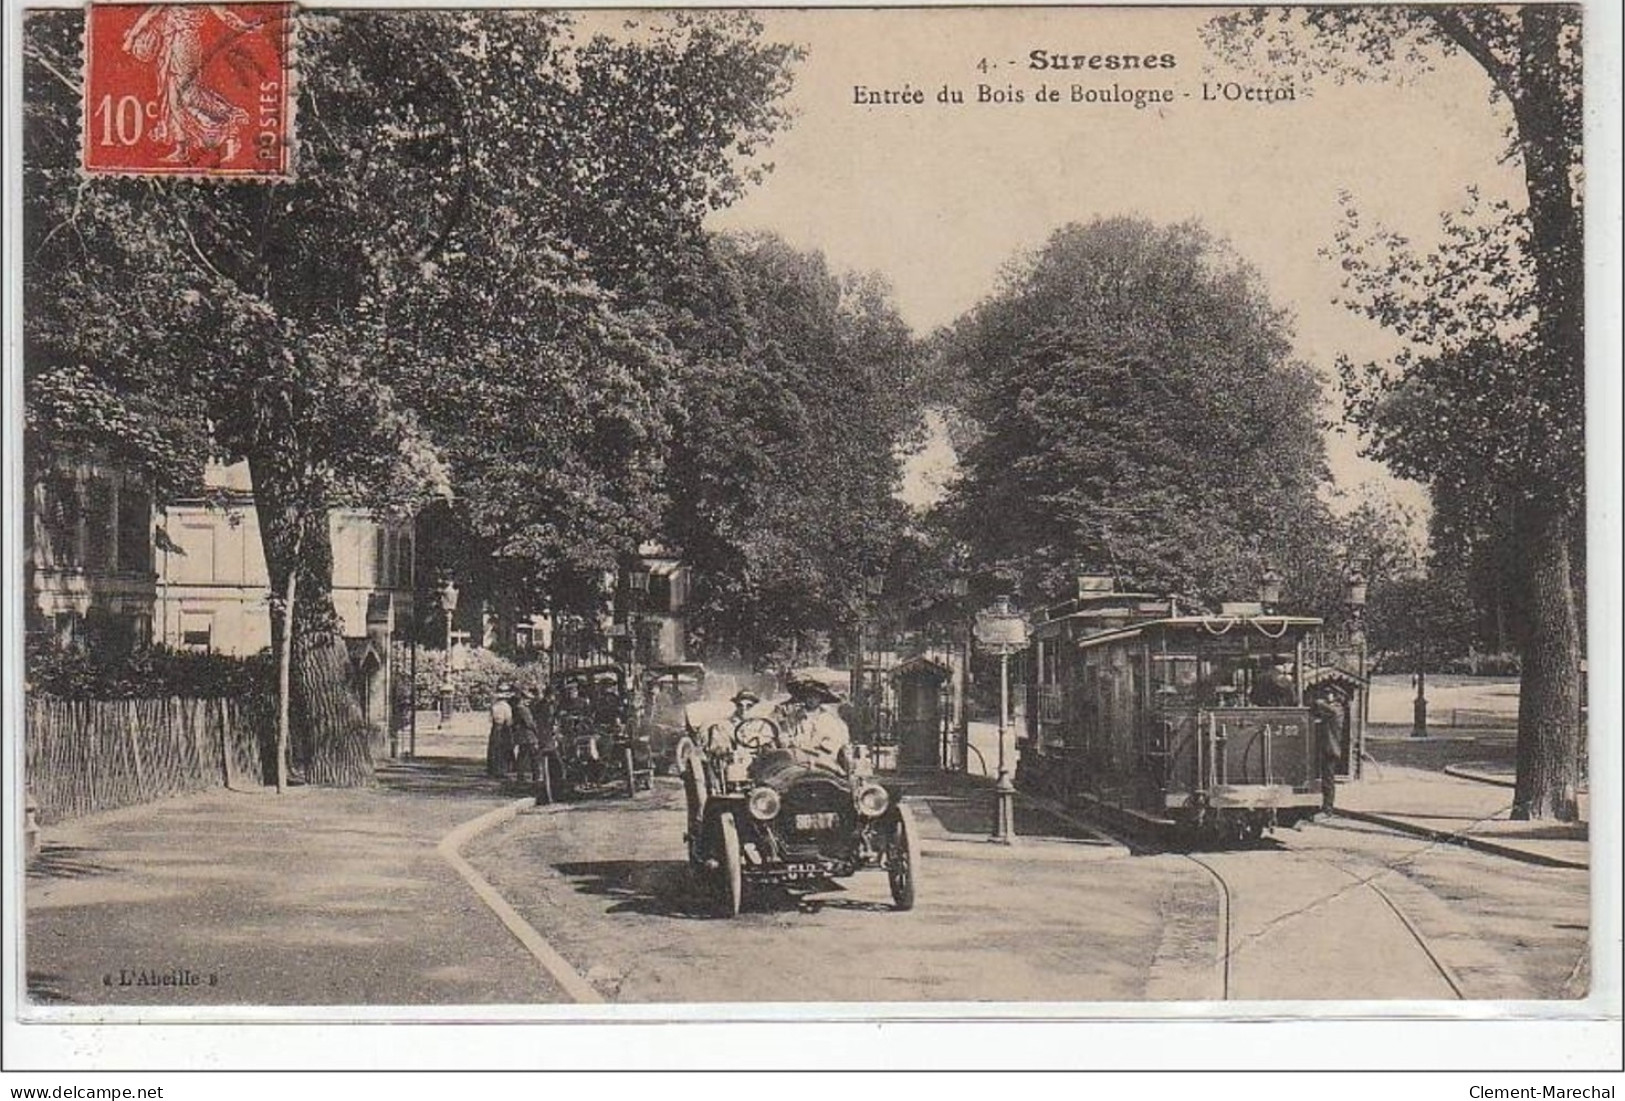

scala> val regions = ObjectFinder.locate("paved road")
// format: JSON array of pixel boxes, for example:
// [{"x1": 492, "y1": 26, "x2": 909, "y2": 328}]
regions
[
  {"x1": 461, "y1": 776, "x2": 1590, "y2": 1004},
  {"x1": 24, "y1": 714, "x2": 1589, "y2": 1007},
  {"x1": 464, "y1": 779, "x2": 1209, "y2": 1003},
  {"x1": 1287, "y1": 815, "x2": 1590, "y2": 1000},
  {"x1": 1193, "y1": 847, "x2": 1461, "y2": 1000}
]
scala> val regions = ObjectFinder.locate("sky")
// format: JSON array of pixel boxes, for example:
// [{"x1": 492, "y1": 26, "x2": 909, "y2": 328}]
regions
[{"x1": 676, "y1": 7, "x2": 1528, "y2": 518}]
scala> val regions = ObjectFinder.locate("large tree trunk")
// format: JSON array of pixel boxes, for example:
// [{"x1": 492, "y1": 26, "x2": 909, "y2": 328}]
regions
[
  {"x1": 1511, "y1": 504, "x2": 1582, "y2": 821},
  {"x1": 1505, "y1": 8, "x2": 1585, "y2": 822},
  {"x1": 249, "y1": 447, "x2": 374, "y2": 788}
]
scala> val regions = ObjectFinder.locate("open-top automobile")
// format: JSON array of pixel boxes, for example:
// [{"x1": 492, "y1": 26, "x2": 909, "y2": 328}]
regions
[
  {"x1": 542, "y1": 663, "x2": 655, "y2": 802},
  {"x1": 678, "y1": 709, "x2": 920, "y2": 917}
]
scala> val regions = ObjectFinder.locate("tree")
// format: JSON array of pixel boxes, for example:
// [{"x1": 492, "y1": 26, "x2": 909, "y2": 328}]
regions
[
  {"x1": 1207, "y1": 7, "x2": 1584, "y2": 819},
  {"x1": 938, "y1": 217, "x2": 1331, "y2": 609},
  {"x1": 389, "y1": 14, "x2": 803, "y2": 621},
  {"x1": 23, "y1": 10, "x2": 800, "y2": 783},
  {"x1": 660, "y1": 232, "x2": 924, "y2": 665}
]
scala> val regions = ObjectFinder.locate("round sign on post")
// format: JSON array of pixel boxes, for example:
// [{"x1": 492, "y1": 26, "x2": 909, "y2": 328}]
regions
[{"x1": 972, "y1": 597, "x2": 1028, "y2": 844}]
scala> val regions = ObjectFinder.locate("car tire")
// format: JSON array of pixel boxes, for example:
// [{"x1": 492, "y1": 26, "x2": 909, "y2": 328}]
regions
[
  {"x1": 682, "y1": 751, "x2": 708, "y2": 866},
  {"x1": 887, "y1": 804, "x2": 920, "y2": 912},
  {"x1": 716, "y1": 814, "x2": 743, "y2": 918}
]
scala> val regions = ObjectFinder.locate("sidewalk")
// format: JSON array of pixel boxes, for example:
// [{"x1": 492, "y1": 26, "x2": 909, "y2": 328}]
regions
[
  {"x1": 882, "y1": 765, "x2": 1125, "y2": 862},
  {"x1": 1333, "y1": 763, "x2": 1589, "y2": 870},
  {"x1": 24, "y1": 716, "x2": 564, "y2": 1008}
]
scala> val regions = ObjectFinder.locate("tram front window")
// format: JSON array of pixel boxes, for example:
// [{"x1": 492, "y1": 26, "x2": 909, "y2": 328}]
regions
[
  {"x1": 1152, "y1": 647, "x2": 1301, "y2": 708},
  {"x1": 1196, "y1": 654, "x2": 1299, "y2": 708}
]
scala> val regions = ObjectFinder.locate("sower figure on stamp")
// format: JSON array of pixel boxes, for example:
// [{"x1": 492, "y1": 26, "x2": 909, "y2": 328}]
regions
[{"x1": 122, "y1": 5, "x2": 264, "y2": 164}]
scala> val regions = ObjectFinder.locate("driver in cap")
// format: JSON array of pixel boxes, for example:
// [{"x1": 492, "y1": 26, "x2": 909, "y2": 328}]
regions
[{"x1": 703, "y1": 689, "x2": 761, "y2": 755}]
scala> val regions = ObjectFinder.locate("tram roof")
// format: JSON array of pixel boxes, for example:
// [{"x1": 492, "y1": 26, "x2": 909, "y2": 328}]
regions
[{"x1": 1039, "y1": 612, "x2": 1325, "y2": 651}]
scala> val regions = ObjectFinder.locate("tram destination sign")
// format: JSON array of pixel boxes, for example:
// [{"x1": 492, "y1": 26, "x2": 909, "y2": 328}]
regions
[{"x1": 974, "y1": 598, "x2": 1030, "y2": 654}]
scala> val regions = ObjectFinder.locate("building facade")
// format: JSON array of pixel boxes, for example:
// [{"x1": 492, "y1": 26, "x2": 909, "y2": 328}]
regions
[
  {"x1": 27, "y1": 458, "x2": 414, "y2": 743},
  {"x1": 25, "y1": 456, "x2": 157, "y2": 653},
  {"x1": 154, "y1": 464, "x2": 415, "y2": 656}
]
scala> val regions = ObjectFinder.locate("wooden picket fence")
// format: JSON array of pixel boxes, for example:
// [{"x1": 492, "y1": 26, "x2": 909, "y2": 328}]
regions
[{"x1": 24, "y1": 696, "x2": 274, "y2": 823}]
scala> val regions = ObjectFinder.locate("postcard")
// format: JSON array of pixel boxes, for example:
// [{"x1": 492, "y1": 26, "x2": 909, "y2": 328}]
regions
[{"x1": 6, "y1": 0, "x2": 1618, "y2": 1073}]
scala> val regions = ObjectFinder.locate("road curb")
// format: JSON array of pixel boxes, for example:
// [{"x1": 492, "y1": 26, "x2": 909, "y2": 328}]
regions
[
  {"x1": 1441, "y1": 764, "x2": 1516, "y2": 788},
  {"x1": 1329, "y1": 808, "x2": 1588, "y2": 870},
  {"x1": 438, "y1": 797, "x2": 606, "y2": 1004}
]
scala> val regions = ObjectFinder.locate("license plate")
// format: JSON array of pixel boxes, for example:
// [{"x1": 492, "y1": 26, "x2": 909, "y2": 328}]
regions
[{"x1": 794, "y1": 812, "x2": 838, "y2": 830}]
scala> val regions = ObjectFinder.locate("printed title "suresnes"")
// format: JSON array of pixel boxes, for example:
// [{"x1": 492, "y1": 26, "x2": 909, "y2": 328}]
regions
[{"x1": 1029, "y1": 50, "x2": 1177, "y2": 70}]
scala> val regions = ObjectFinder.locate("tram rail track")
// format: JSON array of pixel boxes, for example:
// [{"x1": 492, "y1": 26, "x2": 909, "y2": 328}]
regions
[
  {"x1": 1001, "y1": 784, "x2": 1479, "y2": 999},
  {"x1": 1304, "y1": 850, "x2": 1468, "y2": 1000},
  {"x1": 1179, "y1": 844, "x2": 1467, "y2": 1001},
  {"x1": 1035, "y1": 791, "x2": 1468, "y2": 1000}
]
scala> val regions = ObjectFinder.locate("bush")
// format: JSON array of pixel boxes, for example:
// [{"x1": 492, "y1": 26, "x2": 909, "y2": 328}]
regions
[
  {"x1": 1369, "y1": 649, "x2": 1522, "y2": 677},
  {"x1": 26, "y1": 639, "x2": 274, "y2": 700},
  {"x1": 390, "y1": 642, "x2": 547, "y2": 713},
  {"x1": 1444, "y1": 651, "x2": 1523, "y2": 677}
]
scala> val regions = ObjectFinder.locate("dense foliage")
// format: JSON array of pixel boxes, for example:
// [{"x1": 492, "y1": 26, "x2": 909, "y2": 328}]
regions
[
  {"x1": 661, "y1": 233, "x2": 925, "y2": 665},
  {"x1": 937, "y1": 217, "x2": 1333, "y2": 611},
  {"x1": 389, "y1": 643, "x2": 548, "y2": 717}
]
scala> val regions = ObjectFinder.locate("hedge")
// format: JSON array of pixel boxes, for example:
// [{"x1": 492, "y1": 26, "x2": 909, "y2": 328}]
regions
[{"x1": 26, "y1": 641, "x2": 274, "y2": 700}]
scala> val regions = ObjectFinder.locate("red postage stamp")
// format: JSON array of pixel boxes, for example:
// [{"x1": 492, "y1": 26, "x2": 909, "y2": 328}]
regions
[{"x1": 83, "y1": 3, "x2": 294, "y2": 179}]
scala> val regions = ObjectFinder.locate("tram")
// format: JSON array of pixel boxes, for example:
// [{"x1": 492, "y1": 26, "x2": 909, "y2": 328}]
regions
[{"x1": 1018, "y1": 579, "x2": 1329, "y2": 842}]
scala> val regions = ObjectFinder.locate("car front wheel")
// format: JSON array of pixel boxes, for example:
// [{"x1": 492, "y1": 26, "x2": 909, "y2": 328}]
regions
[
  {"x1": 887, "y1": 804, "x2": 920, "y2": 911},
  {"x1": 716, "y1": 814, "x2": 743, "y2": 918}
]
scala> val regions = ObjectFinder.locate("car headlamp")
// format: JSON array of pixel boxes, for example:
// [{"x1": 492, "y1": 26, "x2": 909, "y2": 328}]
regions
[
  {"x1": 856, "y1": 783, "x2": 890, "y2": 817},
  {"x1": 747, "y1": 786, "x2": 781, "y2": 821}
]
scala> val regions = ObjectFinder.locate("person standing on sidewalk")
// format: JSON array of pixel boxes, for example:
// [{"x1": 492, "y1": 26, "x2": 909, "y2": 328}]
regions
[
  {"x1": 487, "y1": 686, "x2": 514, "y2": 778},
  {"x1": 511, "y1": 688, "x2": 540, "y2": 783},
  {"x1": 1313, "y1": 695, "x2": 1344, "y2": 810}
]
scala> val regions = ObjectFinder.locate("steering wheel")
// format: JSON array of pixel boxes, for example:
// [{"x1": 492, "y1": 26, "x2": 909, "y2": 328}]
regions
[{"x1": 733, "y1": 716, "x2": 780, "y2": 750}]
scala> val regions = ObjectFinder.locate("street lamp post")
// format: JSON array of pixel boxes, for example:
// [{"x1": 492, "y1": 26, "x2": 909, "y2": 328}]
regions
[
  {"x1": 949, "y1": 576, "x2": 969, "y2": 772},
  {"x1": 860, "y1": 575, "x2": 885, "y2": 745},
  {"x1": 974, "y1": 595, "x2": 1028, "y2": 845},
  {"x1": 1345, "y1": 570, "x2": 1368, "y2": 778},
  {"x1": 438, "y1": 577, "x2": 459, "y2": 727},
  {"x1": 1413, "y1": 634, "x2": 1429, "y2": 739}
]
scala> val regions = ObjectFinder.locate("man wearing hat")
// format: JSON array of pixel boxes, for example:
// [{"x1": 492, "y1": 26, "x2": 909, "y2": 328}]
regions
[
  {"x1": 699, "y1": 689, "x2": 762, "y2": 756},
  {"x1": 730, "y1": 688, "x2": 762, "y2": 723},
  {"x1": 511, "y1": 686, "x2": 541, "y2": 782}
]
